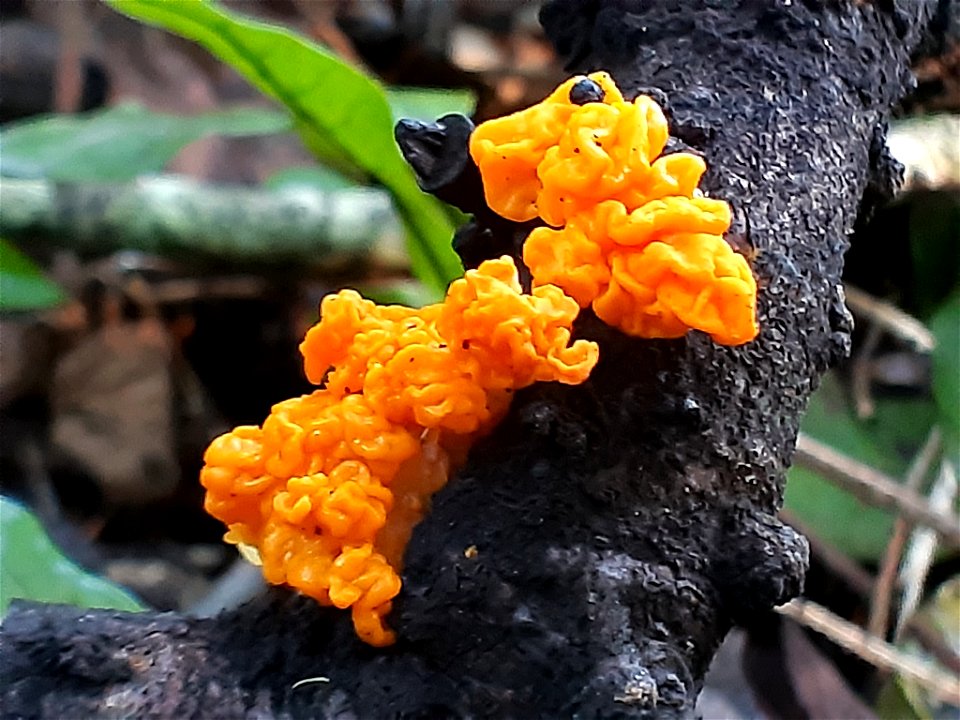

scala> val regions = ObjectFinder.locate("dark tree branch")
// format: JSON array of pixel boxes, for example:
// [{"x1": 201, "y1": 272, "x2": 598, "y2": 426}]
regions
[{"x1": 1, "y1": 2, "x2": 951, "y2": 718}]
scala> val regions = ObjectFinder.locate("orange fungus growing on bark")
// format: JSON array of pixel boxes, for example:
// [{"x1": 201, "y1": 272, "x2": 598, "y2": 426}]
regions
[
  {"x1": 200, "y1": 257, "x2": 597, "y2": 645},
  {"x1": 201, "y1": 72, "x2": 758, "y2": 647},
  {"x1": 470, "y1": 72, "x2": 759, "y2": 345}
]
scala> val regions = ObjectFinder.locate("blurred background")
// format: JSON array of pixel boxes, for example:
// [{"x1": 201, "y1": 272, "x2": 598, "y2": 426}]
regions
[{"x1": 0, "y1": 1, "x2": 957, "y2": 717}]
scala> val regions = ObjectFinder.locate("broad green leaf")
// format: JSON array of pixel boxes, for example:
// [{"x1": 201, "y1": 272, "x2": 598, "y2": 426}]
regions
[
  {"x1": 106, "y1": 0, "x2": 462, "y2": 296},
  {"x1": 784, "y1": 372, "x2": 938, "y2": 561},
  {"x1": 929, "y1": 293, "x2": 960, "y2": 444},
  {"x1": 0, "y1": 103, "x2": 290, "y2": 182},
  {"x1": 0, "y1": 496, "x2": 144, "y2": 615},
  {"x1": 267, "y1": 85, "x2": 475, "y2": 189},
  {"x1": 385, "y1": 87, "x2": 476, "y2": 125},
  {"x1": 266, "y1": 89, "x2": 475, "y2": 192},
  {"x1": 0, "y1": 238, "x2": 65, "y2": 311}
]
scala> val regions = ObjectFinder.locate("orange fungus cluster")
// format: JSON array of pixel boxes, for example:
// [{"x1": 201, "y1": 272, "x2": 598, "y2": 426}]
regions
[
  {"x1": 470, "y1": 72, "x2": 759, "y2": 345},
  {"x1": 200, "y1": 257, "x2": 598, "y2": 645},
  {"x1": 201, "y1": 72, "x2": 758, "y2": 647}
]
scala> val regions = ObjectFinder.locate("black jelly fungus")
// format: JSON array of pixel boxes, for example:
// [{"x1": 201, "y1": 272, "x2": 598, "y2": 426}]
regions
[{"x1": 569, "y1": 78, "x2": 604, "y2": 105}]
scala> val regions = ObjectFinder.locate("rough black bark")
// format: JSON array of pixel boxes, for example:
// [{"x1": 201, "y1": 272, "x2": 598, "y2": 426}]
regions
[{"x1": 1, "y1": 2, "x2": 949, "y2": 718}]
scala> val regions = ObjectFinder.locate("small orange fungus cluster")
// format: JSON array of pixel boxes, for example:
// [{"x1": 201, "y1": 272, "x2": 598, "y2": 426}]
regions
[
  {"x1": 470, "y1": 72, "x2": 759, "y2": 345},
  {"x1": 201, "y1": 257, "x2": 597, "y2": 645}
]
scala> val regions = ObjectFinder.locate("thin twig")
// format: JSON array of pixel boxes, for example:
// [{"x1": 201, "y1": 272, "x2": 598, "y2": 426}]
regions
[
  {"x1": 18, "y1": 437, "x2": 61, "y2": 523},
  {"x1": 783, "y1": 504, "x2": 960, "y2": 670},
  {"x1": 794, "y1": 433, "x2": 960, "y2": 548},
  {"x1": 868, "y1": 428, "x2": 943, "y2": 638},
  {"x1": 150, "y1": 277, "x2": 270, "y2": 304},
  {"x1": 895, "y1": 458, "x2": 959, "y2": 642},
  {"x1": 843, "y1": 285, "x2": 936, "y2": 352},
  {"x1": 777, "y1": 598, "x2": 960, "y2": 705},
  {"x1": 851, "y1": 322, "x2": 883, "y2": 419}
]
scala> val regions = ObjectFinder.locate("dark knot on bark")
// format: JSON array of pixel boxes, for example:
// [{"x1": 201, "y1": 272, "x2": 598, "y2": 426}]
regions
[{"x1": 711, "y1": 507, "x2": 809, "y2": 625}]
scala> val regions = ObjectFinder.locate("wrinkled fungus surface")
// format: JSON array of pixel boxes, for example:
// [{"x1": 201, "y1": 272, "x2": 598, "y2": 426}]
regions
[
  {"x1": 201, "y1": 73, "x2": 758, "y2": 648},
  {"x1": 470, "y1": 72, "x2": 759, "y2": 345},
  {"x1": 201, "y1": 257, "x2": 597, "y2": 645}
]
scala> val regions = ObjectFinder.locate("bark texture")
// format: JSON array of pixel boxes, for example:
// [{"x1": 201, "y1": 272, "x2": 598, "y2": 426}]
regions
[{"x1": 1, "y1": 1, "x2": 949, "y2": 718}]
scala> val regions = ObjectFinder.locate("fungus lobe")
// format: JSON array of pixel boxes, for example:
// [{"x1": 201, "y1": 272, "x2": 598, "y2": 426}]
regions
[
  {"x1": 200, "y1": 257, "x2": 597, "y2": 645},
  {"x1": 470, "y1": 72, "x2": 759, "y2": 345}
]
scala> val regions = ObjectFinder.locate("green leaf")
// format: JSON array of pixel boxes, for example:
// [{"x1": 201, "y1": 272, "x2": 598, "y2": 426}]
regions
[
  {"x1": 784, "y1": 372, "x2": 938, "y2": 561},
  {"x1": 385, "y1": 87, "x2": 476, "y2": 125},
  {"x1": 785, "y1": 466, "x2": 895, "y2": 561},
  {"x1": 908, "y1": 192, "x2": 960, "y2": 318},
  {"x1": 929, "y1": 292, "x2": 960, "y2": 443},
  {"x1": 0, "y1": 103, "x2": 290, "y2": 182},
  {"x1": 874, "y1": 675, "x2": 932, "y2": 720},
  {"x1": 0, "y1": 238, "x2": 65, "y2": 311},
  {"x1": 105, "y1": 0, "x2": 462, "y2": 297},
  {"x1": 0, "y1": 496, "x2": 144, "y2": 615}
]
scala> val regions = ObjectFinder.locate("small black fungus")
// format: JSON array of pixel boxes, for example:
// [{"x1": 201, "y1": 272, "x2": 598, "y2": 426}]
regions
[{"x1": 569, "y1": 78, "x2": 604, "y2": 105}]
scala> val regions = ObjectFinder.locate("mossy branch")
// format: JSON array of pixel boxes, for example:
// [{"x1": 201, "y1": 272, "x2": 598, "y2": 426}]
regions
[{"x1": 0, "y1": 176, "x2": 407, "y2": 271}]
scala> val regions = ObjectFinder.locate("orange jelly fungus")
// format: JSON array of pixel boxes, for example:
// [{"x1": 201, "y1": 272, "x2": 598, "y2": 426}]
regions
[
  {"x1": 470, "y1": 72, "x2": 759, "y2": 345},
  {"x1": 200, "y1": 257, "x2": 597, "y2": 645}
]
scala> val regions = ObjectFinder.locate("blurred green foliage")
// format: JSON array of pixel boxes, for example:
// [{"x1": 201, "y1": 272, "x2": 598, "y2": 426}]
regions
[
  {"x1": 908, "y1": 193, "x2": 960, "y2": 318},
  {"x1": 930, "y1": 293, "x2": 960, "y2": 446},
  {"x1": 0, "y1": 238, "x2": 65, "y2": 311},
  {"x1": 0, "y1": 104, "x2": 290, "y2": 182},
  {"x1": 785, "y1": 188, "x2": 959, "y2": 562},
  {"x1": 0, "y1": 497, "x2": 144, "y2": 616},
  {"x1": 874, "y1": 577, "x2": 960, "y2": 719},
  {"x1": 385, "y1": 87, "x2": 475, "y2": 125},
  {"x1": 784, "y1": 372, "x2": 938, "y2": 560},
  {"x1": 105, "y1": 0, "x2": 463, "y2": 296}
]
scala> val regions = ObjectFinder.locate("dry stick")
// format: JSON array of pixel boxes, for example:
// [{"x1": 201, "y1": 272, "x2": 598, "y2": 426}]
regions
[
  {"x1": 786, "y1": 507, "x2": 960, "y2": 674},
  {"x1": 149, "y1": 277, "x2": 270, "y2": 304},
  {"x1": 793, "y1": 433, "x2": 960, "y2": 548},
  {"x1": 843, "y1": 285, "x2": 937, "y2": 352},
  {"x1": 851, "y1": 322, "x2": 884, "y2": 419},
  {"x1": 868, "y1": 427, "x2": 943, "y2": 638},
  {"x1": 786, "y1": 502, "x2": 960, "y2": 674},
  {"x1": 777, "y1": 598, "x2": 960, "y2": 705},
  {"x1": 895, "y1": 458, "x2": 959, "y2": 642}
]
